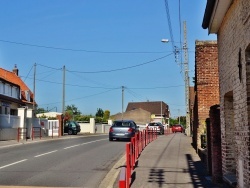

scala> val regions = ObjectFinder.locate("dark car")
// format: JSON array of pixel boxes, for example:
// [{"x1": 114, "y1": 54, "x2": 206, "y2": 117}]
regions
[
  {"x1": 172, "y1": 124, "x2": 184, "y2": 133},
  {"x1": 109, "y1": 120, "x2": 138, "y2": 141},
  {"x1": 64, "y1": 121, "x2": 81, "y2": 135},
  {"x1": 147, "y1": 122, "x2": 164, "y2": 135}
]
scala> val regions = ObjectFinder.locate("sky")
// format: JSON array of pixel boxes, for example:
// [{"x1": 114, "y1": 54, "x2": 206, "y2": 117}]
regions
[{"x1": 0, "y1": 0, "x2": 216, "y2": 118}]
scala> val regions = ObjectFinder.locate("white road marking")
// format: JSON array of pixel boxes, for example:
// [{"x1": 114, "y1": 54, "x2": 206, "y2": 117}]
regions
[
  {"x1": 63, "y1": 138, "x2": 107, "y2": 149},
  {"x1": 34, "y1": 150, "x2": 58, "y2": 158},
  {"x1": 0, "y1": 159, "x2": 27, "y2": 170},
  {"x1": 80, "y1": 138, "x2": 107, "y2": 145},
  {"x1": 64, "y1": 144, "x2": 81, "y2": 149}
]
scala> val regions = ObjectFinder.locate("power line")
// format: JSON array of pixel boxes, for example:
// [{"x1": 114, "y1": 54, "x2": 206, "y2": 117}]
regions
[
  {"x1": 35, "y1": 53, "x2": 173, "y2": 74},
  {"x1": 38, "y1": 88, "x2": 118, "y2": 107},
  {"x1": 128, "y1": 85, "x2": 184, "y2": 89},
  {"x1": 66, "y1": 53, "x2": 173, "y2": 74},
  {"x1": 125, "y1": 88, "x2": 145, "y2": 102},
  {"x1": 0, "y1": 39, "x2": 167, "y2": 54},
  {"x1": 164, "y1": 0, "x2": 175, "y2": 51}
]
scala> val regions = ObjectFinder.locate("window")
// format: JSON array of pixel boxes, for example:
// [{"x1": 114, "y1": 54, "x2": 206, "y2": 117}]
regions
[
  {"x1": 0, "y1": 82, "x2": 3, "y2": 94},
  {"x1": 3, "y1": 84, "x2": 12, "y2": 96},
  {"x1": 11, "y1": 86, "x2": 19, "y2": 99}
]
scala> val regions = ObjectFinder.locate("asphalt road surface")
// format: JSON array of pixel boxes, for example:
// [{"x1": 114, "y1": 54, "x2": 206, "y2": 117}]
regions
[{"x1": 0, "y1": 135, "x2": 126, "y2": 187}]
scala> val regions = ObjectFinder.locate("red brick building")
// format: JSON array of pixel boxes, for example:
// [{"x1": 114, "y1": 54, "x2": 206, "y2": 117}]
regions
[{"x1": 193, "y1": 41, "x2": 219, "y2": 150}]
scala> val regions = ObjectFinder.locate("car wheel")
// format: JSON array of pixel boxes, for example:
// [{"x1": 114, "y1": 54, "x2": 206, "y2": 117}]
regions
[{"x1": 68, "y1": 130, "x2": 73, "y2": 135}]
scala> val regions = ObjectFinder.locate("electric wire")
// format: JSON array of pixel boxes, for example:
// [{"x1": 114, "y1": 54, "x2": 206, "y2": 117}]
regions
[
  {"x1": 67, "y1": 71, "x2": 117, "y2": 89},
  {"x1": 23, "y1": 65, "x2": 33, "y2": 82},
  {"x1": 66, "y1": 53, "x2": 173, "y2": 74},
  {"x1": 0, "y1": 39, "x2": 167, "y2": 54},
  {"x1": 38, "y1": 88, "x2": 118, "y2": 106},
  {"x1": 125, "y1": 88, "x2": 145, "y2": 102},
  {"x1": 164, "y1": 0, "x2": 175, "y2": 51},
  {"x1": 35, "y1": 53, "x2": 173, "y2": 74}
]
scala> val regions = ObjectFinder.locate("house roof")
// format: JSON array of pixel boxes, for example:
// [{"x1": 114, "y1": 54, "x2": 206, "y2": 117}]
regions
[
  {"x1": 0, "y1": 66, "x2": 34, "y2": 104},
  {"x1": 202, "y1": 0, "x2": 233, "y2": 34},
  {"x1": 126, "y1": 101, "x2": 169, "y2": 115}
]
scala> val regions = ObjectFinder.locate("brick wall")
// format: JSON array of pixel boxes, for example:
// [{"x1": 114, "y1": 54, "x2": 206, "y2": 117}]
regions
[
  {"x1": 216, "y1": 0, "x2": 250, "y2": 186},
  {"x1": 209, "y1": 105, "x2": 222, "y2": 183},
  {"x1": 193, "y1": 41, "x2": 220, "y2": 149}
]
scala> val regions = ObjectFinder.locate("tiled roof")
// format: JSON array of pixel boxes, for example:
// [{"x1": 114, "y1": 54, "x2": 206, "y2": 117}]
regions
[
  {"x1": 126, "y1": 101, "x2": 169, "y2": 115},
  {"x1": 0, "y1": 67, "x2": 34, "y2": 103}
]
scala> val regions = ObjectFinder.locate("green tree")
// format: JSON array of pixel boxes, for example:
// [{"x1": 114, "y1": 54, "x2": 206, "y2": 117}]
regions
[
  {"x1": 65, "y1": 104, "x2": 81, "y2": 120},
  {"x1": 95, "y1": 108, "x2": 104, "y2": 117},
  {"x1": 65, "y1": 104, "x2": 81, "y2": 115},
  {"x1": 36, "y1": 107, "x2": 46, "y2": 114},
  {"x1": 103, "y1": 110, "x2": 110, "y2": 121},
  {"x1": 169, "y1": 116, "x2": 186, "y2": 128}
]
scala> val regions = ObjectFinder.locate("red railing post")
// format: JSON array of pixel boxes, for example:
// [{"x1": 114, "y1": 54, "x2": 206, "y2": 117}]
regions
[
  {"x1": 40, "y1": 127, "x2": 42, "y2": 139},
  {"x1": 131, "y1": 137, "x2": 135, "y2": 169},
  {"x1": 126, "y1": 143, "x2": 131, "y2": 188},
  {"x1": 32, "y1": 127, "x2": 34, "y2": 140},
  {"x1": 25, "y1": 128, "x2": 28, "y2": 141},
  {"x1": 52, "y1": 125, "x2": 54, "y2": 139},
  {"x1": 17, "y1": 127, "x2": 20, "y2": 142}
]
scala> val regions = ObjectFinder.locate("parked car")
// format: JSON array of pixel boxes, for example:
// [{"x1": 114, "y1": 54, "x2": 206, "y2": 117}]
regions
[
  {"x1": 172, "y1": 124, "x2": 184, "y2": 133},
  {"x1": 64, "y1": 121, "x2": 81, "y2": 135},
  {"x1": 109, "y1": 120, "x2": 138, "y2": 141},
  {"x1": 147, "y1": 122, "x2": 165, "y2": 135}
]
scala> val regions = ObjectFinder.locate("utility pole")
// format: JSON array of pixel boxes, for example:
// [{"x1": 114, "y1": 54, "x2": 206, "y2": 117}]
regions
[
  {"x1": 62, "y1": 66, "x2": 65, "y2": 114},
  {"x1": 183, "y1": 21, "x2": 190, "y2": 136},
  {"x1": 122, "y1": 86, "x2": 124, "y2": 120},
  {"x1": 33, "y1": 63, "x2": 36, "y2": 110},
  {"x1": 178, "y1": 109, "x2": 180, "y2": 124}
]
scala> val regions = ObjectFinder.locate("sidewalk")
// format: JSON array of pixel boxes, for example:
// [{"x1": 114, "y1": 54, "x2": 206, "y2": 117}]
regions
[{"x1": 129, "y1": 133, "x2": 224, "y2": 188}]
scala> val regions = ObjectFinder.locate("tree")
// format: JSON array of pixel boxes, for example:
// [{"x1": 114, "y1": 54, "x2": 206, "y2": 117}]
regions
[
  {"x1": 103, "y1": 110, "x2": 110, "y2": 121},
  {"x1": 36, "y1": 107, "x2": 46, "y2": 114},
  {"x1": 65, "y1": 105, "x2": 81, "y2": 115},
  {"x1": 64, "y1": 104, "x2": 81, "y2": 121},
  {"x1": 95, "y1": 108, "x2": 104, "y2": 117}
]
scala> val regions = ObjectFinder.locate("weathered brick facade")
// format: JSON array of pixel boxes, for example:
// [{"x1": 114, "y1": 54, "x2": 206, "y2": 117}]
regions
[
  {"x1": 202, "y1": 0, "x2": 250, "y2": 187},
  {"x1": 193, "y1": 41, "x2": 220, "y2": 150},
  {"x1": 217, "y1": 1, "x2": 250, "y2": 187},
  {"x1": 209, "y1": 105, "x2": 222, "y2": 183}
]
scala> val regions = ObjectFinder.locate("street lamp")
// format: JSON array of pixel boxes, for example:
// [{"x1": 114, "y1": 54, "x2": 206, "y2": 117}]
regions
[{"x1": 161, "y1": 39, "x2": 169, "y2": 43}]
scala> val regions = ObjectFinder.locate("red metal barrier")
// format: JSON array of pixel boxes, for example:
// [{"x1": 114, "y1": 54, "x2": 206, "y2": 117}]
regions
[
  {"x1": 32, "y1": 127, "x2": 42, "y2": 140},
  {"x1": 17, "y1": 127, "x2": 27, "y2": 142},
  {"x1": 119, "y1": 127, "x2": 172, "y2": 188}
]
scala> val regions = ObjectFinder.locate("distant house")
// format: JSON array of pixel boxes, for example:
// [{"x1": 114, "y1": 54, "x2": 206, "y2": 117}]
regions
[
  {"x1": 126, "y1": 101, "x2": 170, "y2": 125},
  {"x1": 36, "y1": 112, "x2": 62, "y2": 118},
  {"x1": 0, "y1": 65, "x2": 35, "y2": 115},
  {"x1": 110, "y1": 108, "x2": 151, "y2": 125}
]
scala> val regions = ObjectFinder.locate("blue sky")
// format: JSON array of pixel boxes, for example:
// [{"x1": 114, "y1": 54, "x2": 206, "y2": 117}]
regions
[{"x1": 0, "y1": 0, "x2": 216, "y2": 117}]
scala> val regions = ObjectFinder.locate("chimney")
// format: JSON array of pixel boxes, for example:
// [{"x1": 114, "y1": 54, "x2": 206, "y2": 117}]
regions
[{"x1": 13, "y1": 64, "x2": 19, "y2": 76}]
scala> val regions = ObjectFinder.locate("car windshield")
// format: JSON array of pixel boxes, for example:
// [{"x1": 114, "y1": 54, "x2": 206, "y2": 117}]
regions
[
  {"x1": 71, "y1": 122, "x2": 77, "y2": 127},
  {"x1": 148, "y1": 123, "x2": 159, "y2": 126},
  {"x1": 113, "y1": 121, "x2": 131, "y2": 127},
  {"x1": 173, "y1": 125, "x2": 181, "y2": 127}
]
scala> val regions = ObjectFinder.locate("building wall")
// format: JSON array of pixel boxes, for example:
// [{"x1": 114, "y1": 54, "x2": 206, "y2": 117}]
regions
[
  {"x1": 216, "y1": 1, "x2": 250, "y2": 187},
  {"x1": 194, "y1": 41, "x2": 220, "y2": 149},
  {"x1": 209, "y1": 105, "x2": 222, "y2": 183}
]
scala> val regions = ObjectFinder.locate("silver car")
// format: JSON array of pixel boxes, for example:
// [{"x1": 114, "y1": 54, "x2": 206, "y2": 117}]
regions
[{"x1": 109, "y1": 120, "x2": 138, "y2": 141}]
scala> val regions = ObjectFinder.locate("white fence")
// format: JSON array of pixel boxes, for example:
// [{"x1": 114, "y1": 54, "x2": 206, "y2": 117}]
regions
[
  {"x1": 0, "y1": 114, "x2": 20, "y2": 129},
  {"x1": 0, "y1": 114, "x2": 150, "y2": 141}
]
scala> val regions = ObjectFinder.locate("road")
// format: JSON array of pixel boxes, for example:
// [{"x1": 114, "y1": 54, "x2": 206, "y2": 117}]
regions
[{"x1": 0, "y1": 134, "x2": 126, "y2": 187}]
